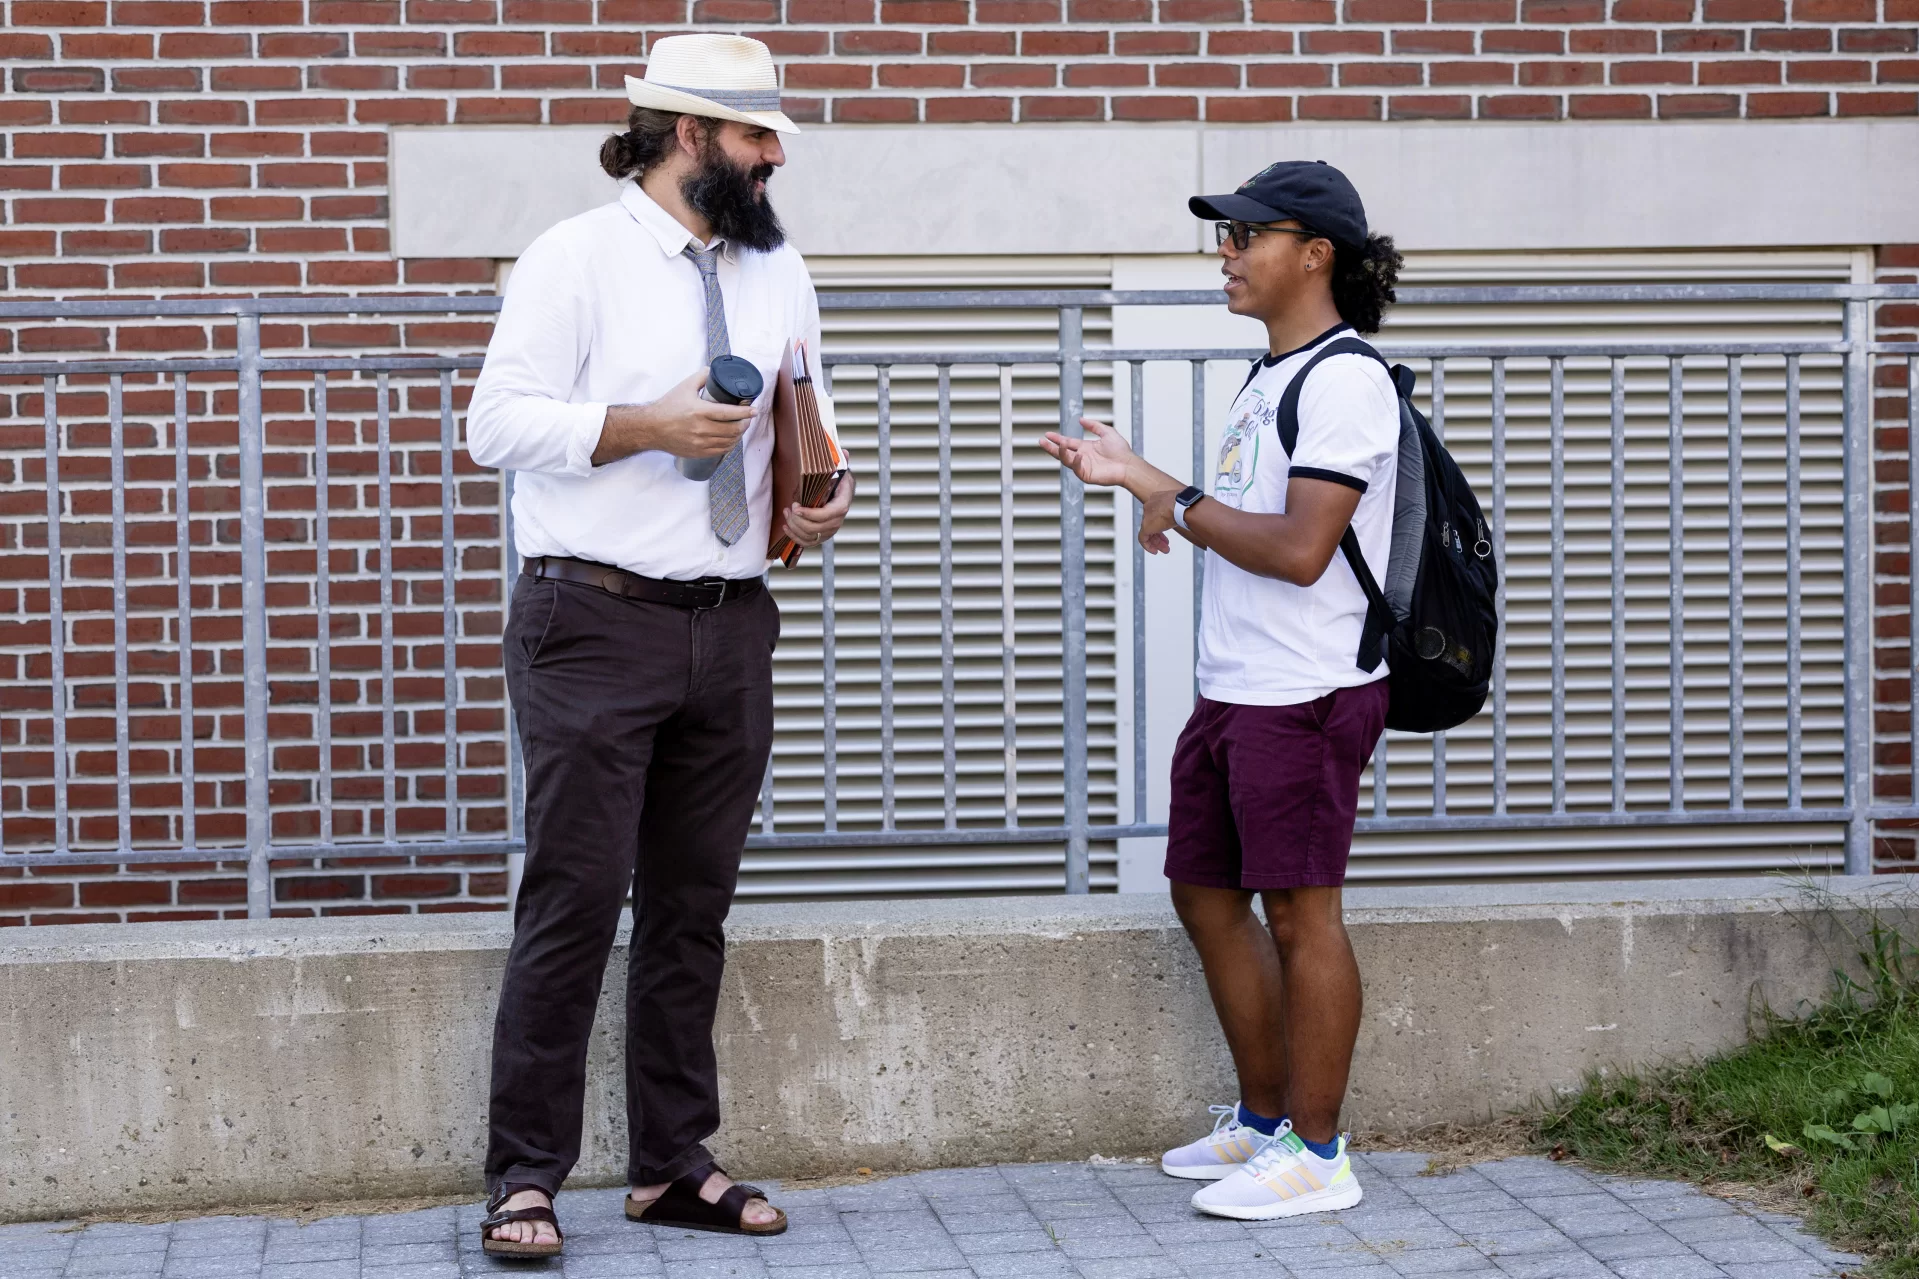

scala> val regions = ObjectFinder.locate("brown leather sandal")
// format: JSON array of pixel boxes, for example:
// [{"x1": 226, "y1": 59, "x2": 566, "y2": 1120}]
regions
[
  {"x1": 481, "y1": 1182, "x2": 564, "y2": 1258},
  {"x1": 626, "y1": 1162, "x2": 788, "y2": 1236}
]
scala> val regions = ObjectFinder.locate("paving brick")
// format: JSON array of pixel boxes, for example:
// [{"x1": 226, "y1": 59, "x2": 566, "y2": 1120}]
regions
[
  {"x1": 657, "y1": 1233, "x2": 763, "y2": 1260},
  {"x1": 556, "y1": 1255, "x2": 670, "y2": 1277},
  {"x1": 1571, "y1": 1231, "x2": 1695, "y2": 1261},
  {"x1": 949, "y1": 1229, "x2": 1059, "y2": 1255},
  {"x1": 1438, "y1": 1209, "x2": 1551, "y2": 1237},
  {"x1": 259, "y1": 1262, "x2": 364, "y2": 1279},
  {"x1": 1057, "y1": 1231, "x2": 1166, "y2": 1259},
  {"x1": 1608, "y1": 1258, "x2": 1732, "y2": 1279},
  {"x1": 965, "y1": 1254, "x2": 1079, "y2": 1277},
  {"x1": 1720, "y1": 1262, "x2": 1844, "y2": 1279},
  {"x1": 1070, "y1": 1256, "x2": 1187, "y2": 1278},
  {"x1": 63, "y1": 1258, "x2": 169, "y2": 1277},
  {"x1": 1687, "y1": 1230, "x2": 1815, "y2": 1263},
  {"x1": 1419, "y1": 1190, "x2": 1525, "y2": 1218},
  {"x1": 653, "y1": 1259, "x2": 772, "y2": 1279},
  {"x1": 1383, "y1": 1245, "x2": 1502, "y2": 1273},
  {"x1": 1487, "y1": 1255, "x2": 1617, "y2": 1279},
  {"x1": 261, "y1": 1237, "x2": 362, "y2": 1264}
]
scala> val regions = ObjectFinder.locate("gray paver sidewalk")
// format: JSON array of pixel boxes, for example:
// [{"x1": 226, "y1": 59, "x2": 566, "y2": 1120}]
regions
[{"x1": 0, "y1": 1154, "x2": 1863, "y2": 1279}]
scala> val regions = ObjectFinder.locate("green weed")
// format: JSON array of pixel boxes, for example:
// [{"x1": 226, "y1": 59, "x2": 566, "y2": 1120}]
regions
[{"x1": 1535, "y1": 892, "x2": 1919, "y2": 1277}]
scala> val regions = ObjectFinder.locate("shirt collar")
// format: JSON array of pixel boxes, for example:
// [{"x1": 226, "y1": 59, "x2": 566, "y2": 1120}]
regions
[{"x1": 619, "y1": 180, "x2": 726, "y2": 259}]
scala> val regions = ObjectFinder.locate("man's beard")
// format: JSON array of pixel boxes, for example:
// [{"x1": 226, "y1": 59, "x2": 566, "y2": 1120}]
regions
[{"x1": 681, "y1": 141, "x2": 785, "y2": 253}]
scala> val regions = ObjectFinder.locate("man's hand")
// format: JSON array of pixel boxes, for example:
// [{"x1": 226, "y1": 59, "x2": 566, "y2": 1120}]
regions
[
  {"x1": 592, "y1": 369, "x2": 754, "y2": 467},
  {"x1": 783, "y1": 468, "x2": 855, "y2": 551}
]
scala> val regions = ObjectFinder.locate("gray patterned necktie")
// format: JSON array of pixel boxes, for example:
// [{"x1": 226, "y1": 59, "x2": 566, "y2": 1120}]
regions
[{"x1": 683, "y1": 244, "x2": 750, "y2": 546}]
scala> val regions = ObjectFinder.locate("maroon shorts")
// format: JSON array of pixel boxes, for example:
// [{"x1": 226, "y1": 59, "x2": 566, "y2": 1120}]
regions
[{"x1": 1164, "y1": 680, "x2": 1390, "y2": 891}]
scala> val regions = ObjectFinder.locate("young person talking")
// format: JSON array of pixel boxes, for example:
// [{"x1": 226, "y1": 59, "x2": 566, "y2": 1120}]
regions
[{"x1": 1042, "y1": 161, "x2": 1403, "y2": 1221}]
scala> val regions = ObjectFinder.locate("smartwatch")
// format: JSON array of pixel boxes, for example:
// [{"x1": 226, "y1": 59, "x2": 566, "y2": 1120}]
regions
[{"x1": 1171, "y1": 485, "x2": 1205, "y2": 531}]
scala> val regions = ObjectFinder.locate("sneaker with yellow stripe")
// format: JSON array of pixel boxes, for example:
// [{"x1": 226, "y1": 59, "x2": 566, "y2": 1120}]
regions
[
  {"x1": 1190, "y1": 1122, "x2": 1363, "y2": 1220},
  {"x1": 1158, "y1": 1104, "x2": 1267, "y2": 1181}
]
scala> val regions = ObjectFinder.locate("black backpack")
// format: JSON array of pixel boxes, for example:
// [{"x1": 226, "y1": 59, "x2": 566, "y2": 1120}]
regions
[{"x1": 1274, "y1": 336, "x2": 1499, "y2": 734}]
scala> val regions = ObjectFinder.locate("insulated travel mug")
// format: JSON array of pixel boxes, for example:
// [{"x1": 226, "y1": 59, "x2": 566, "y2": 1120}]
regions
[{"x1": 677, "y1": 354, "x2": 764, "y2": 482}]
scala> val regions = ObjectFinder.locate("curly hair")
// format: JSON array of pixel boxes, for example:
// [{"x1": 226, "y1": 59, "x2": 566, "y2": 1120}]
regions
[
  {"x1": 1328, "y1": 233, "x2": 1403, "y2": 335},
  {"x1": 599, "y1": 107, "x2": 715, "y2": 181}
]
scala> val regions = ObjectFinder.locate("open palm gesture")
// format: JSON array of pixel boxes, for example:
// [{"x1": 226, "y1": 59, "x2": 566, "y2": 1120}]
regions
[{"x1": 1040, "y1": 418, "x2": 1139, "y2": 489}]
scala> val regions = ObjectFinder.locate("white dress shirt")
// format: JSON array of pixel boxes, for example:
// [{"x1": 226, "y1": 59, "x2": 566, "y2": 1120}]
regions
[{"x1": 467, "y1": 180, "x2": 824, "y2": 581}]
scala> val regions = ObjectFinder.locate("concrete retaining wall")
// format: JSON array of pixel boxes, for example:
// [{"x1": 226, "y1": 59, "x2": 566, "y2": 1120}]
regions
[{"x1": 2, "y1": 877, "x2": 1908, "y2": 1222}]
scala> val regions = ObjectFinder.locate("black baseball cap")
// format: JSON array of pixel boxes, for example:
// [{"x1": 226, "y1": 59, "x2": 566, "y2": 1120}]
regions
[{"x1": 1189, "y1": 160, "x2": 1368, "y2": 253}]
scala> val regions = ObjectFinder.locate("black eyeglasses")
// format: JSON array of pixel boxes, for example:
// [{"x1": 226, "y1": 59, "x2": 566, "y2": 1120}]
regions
[{"x1": 1213, "y1": 221, "x2": 1323, "y2": 251}]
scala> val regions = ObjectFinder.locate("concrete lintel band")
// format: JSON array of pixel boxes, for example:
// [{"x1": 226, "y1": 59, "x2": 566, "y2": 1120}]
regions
[{"x1": 389, "y1": 120, "x2": 1919, "y2": 261}]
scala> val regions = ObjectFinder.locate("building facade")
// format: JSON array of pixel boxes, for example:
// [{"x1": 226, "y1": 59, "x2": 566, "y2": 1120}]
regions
[{"x1": 2, "y1": 1, "x2": 1917, "y2": 923}]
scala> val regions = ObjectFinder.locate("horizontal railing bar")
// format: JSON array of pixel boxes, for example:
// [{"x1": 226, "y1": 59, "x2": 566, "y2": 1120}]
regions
[
  {"x1": 821, "y1": 284, "x2": 1919, "y2": 308},
  {"x1": 1, "y1": 282, "x2": 1915, "y2": 323},
  {"x1": 822, "y1": 342, "x2": 1855, "y2": 367},
  {"x1": 3, "y1": 841, "x2": 523, "y2": 867},
  {"x1": 3, "y1": 806, "x2": 1860, "y2": 866},
  {"x1": 8, "y1": 339, "x2": 1874, "y2": 380},
  {"x1": 0, "y1": 358, "x2": 241, "y2": 376}
]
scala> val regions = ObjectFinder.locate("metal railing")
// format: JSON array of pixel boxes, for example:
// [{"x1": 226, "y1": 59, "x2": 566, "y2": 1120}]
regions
[{"x1": 4, "y1": 284, "x2": 1918, "y2": 916}]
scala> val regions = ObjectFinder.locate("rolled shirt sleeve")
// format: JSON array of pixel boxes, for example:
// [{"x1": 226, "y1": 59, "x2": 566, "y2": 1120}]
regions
[
  {"x1": 466, "y1": 231, "x2": 610, "y2": 477},
  {"x1": 1286, "y1": 356, "x2": 1400, "y2": 493}
]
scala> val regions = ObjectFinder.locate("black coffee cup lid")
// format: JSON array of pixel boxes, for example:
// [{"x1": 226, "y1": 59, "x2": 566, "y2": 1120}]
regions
[{"x1": 709, "y1": 354, "x2": 764, "y2": 405}]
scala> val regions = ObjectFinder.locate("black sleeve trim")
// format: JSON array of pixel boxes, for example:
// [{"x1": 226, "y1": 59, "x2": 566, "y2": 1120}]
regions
[{"x1": 1288, "y1": 466, "x2": 1368, "y2": 494}]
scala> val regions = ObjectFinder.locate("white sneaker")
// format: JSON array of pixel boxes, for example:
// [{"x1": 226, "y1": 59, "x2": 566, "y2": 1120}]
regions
[
  {"x1": 1191, "y1": 1123, "x2": 1363, "y2": 1220},
  {"x1": 1159, "y1": 1104, "x2": 1270, "y2": 1181}
]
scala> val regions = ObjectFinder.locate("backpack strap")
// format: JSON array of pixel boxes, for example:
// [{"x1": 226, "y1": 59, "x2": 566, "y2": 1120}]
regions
[
  {"x1": 1274, "y1": 335, "x2": 1398, "y2": 674},
  {"x1": 1275, "y1": 336, "x2": 1390, "y2": 455},
  {"x1": 1340, "y1": 526, "x2": 1393, "y2": 674}
]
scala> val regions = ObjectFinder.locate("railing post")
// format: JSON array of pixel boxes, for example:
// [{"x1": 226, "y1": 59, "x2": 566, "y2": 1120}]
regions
[
  {"x1": 1059, "y1": 305, "x2": 1089, "y2": 893},
  {"x1": 1843, "y1": 296, "x2": 1872, "y2": 876},
  {"x1": 237, "y1": 310, "x2": 271, "y2": 918}
]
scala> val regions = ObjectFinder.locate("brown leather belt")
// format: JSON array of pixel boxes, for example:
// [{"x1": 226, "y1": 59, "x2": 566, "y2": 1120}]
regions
[{"x1": 522, "y1": 555, "x2": 764, "y2": 610}]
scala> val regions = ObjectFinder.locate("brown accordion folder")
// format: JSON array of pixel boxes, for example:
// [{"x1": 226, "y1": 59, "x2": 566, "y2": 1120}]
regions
[{"x1": 767, "y1": 338, "x2": 846, "y2": 568}]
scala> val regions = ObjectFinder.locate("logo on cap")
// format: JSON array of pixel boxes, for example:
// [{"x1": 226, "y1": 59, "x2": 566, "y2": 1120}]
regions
[{"x1": 1238, "y1": 161, "x2": 1286, "y2": 193}]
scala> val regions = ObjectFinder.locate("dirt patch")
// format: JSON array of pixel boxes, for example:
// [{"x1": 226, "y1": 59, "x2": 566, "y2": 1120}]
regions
[
  {"x1": 55, "y1": 1192, "x2": 478, "y2": 1230},
  {"x1": 1354, "y1": 1115, "x2": 1541, "y2": 1175}
]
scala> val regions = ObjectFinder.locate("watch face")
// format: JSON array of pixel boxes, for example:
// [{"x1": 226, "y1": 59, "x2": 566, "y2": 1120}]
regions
[{"x1": 1178, "y1": 486, "x2": 1204, "y2": 506}]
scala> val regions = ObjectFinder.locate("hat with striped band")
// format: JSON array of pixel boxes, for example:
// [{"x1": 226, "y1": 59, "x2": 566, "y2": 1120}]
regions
[{"x1": 624, "y1": 34, "x2": 800, "y2": 135}]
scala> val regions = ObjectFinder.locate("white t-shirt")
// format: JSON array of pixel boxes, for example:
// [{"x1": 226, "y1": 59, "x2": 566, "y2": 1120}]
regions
[{"x1": 1195, "y1": 324, "x2": 1401, "y2": 707}]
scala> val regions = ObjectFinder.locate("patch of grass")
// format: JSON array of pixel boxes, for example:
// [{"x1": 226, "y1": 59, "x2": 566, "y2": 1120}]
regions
[{"x1": 1537, "y1": 895, "x2": 1919, "y2": 1277}]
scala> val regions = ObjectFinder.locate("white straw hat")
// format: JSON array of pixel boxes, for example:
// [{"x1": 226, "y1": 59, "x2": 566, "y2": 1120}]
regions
[{"x1": 624, "y1": 34, "x2": 799, "y2": 135}]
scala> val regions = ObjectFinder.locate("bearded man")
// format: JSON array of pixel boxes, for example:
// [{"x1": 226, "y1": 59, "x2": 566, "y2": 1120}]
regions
[{"x1": 463, "y1": 34, "x2": 853, "y2": 1257}]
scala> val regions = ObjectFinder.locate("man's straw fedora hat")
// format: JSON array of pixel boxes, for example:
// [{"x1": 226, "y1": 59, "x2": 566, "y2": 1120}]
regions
[{"x1": 624, "y1": 34, "x2": 800, "y2": 135}]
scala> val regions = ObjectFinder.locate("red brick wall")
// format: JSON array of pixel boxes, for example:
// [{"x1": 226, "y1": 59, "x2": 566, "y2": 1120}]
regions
[
  {"x1": 0, "y1": 2, "x2": 1915, "y2": 312},
  {"x1": 1875, "y1": 242, "x2": 1918, "y2": 869}
]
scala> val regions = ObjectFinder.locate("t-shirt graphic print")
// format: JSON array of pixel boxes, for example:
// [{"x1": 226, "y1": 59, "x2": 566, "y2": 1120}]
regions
[
  {"x1": 1212, "y1": 385, "x2": 1275, "y2": 505},
  {"x1": 1195, "y1": 323, "x2": 1402, "y2": 707}
]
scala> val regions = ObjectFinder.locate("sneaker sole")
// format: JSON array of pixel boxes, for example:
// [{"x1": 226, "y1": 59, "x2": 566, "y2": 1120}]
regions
[
  {"x1": 1190, "y1": 1180, "x2": 1363, "y2": 1220},
  {"x1": 1158, "y1": 1159, "x2": 1243, "y2": 1181}
]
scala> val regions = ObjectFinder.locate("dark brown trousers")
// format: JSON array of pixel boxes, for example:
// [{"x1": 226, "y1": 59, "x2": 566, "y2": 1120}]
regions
[{"x1": 486, "y1": 573, "x2": 778, "y2": 1196}]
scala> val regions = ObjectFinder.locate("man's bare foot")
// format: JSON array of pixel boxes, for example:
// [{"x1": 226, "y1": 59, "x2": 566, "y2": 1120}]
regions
[
  {"x1": 488, "y1": 1188, "x2": 561, "y2": 1247},
  {"x1": 629, "y1": 1171, "x2": 780, "y2": 1227}
]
